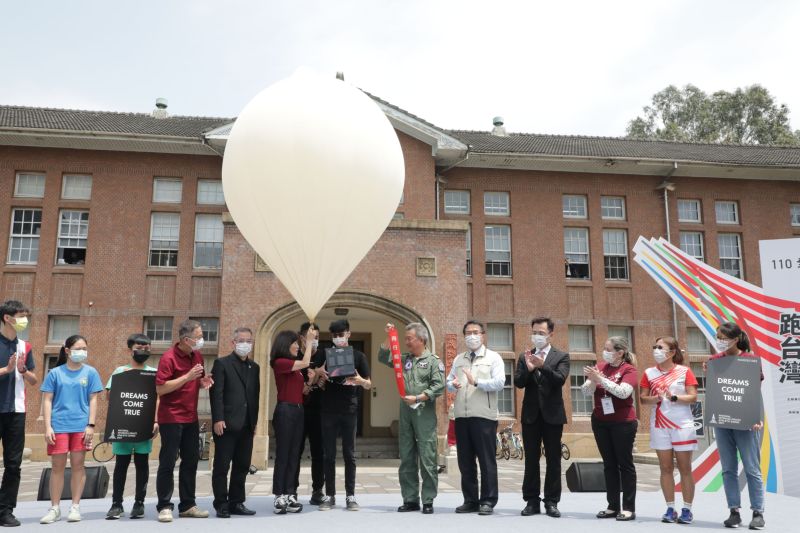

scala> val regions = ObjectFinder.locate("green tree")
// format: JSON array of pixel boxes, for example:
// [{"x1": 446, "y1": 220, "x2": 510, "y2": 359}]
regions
[{"x1": 626, "y1": 84, "x2": 800, "y2": 145}]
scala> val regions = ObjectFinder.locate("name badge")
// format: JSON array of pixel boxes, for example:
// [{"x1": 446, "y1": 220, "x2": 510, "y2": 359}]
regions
[
  {"x1": 601, "y1": 396, "x2": 615, "y2": 415},
  {"x1": 417, "y1": 360, "x2": 428, "y2": 369}
]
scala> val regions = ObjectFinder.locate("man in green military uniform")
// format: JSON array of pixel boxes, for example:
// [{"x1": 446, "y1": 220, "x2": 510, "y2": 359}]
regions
[{"x1": 379, "y1": 322, "x2": 444, "y2": 514}]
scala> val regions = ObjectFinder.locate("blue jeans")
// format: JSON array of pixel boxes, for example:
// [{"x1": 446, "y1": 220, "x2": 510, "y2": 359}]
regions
[{"x1": 715, "y1": 427, "x2": 764, "y2": 512}]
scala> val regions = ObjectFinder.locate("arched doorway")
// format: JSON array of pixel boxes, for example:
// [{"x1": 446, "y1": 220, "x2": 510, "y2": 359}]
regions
[{"x1": 251, "y1": 291, "x2": 433, "y2": 468}]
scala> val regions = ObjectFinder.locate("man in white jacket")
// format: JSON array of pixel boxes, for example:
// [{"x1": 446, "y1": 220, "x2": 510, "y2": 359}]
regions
[{"x1": 446, "y1": 320, "x2": 505, "y2": 516}]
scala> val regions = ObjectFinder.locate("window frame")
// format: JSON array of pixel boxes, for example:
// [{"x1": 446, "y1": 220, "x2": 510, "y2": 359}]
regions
[
  {"x1": 193, "y1": 214, "x2": 224, "y2": 269},
  {"x1": 679, "y1": 231, "x2": 705, "y2": 261},
  {"x1": 569, "y1": 361, "x2": 593, "y2": 416},
  {"x1": 144, "y1": 317, "x2": 174, "y2": 344},
  {"x1": 56, "y1": 210, "x2": 90, "y2": 265},
  {"x1": 568, "y1": 325, "x2": 594, "y2": 353},
  {"x1": 196, "y1": 179, "x2": 225, "y2": 205},
  {"x1": 7, "y1": 208, "x2": 42, "y2": 265},
  {"x1": 190, "y1": 317, "x2": 219, "y2": 344},
  {"x1": 718, "y1": 233, "x2": 743, "y2": 278},
  {"x1": 791, "y1": 204, "x2": 800, "y2": 227},
  {"x1": 61, "y1": 174, "x2": 92, "y2": 200},
  {"x1": 484, "y1": 191, "x2": 510, "y2": 216},
  {"x1": 564, "y1": 227, "x2": 590, "y2": 279},
  {"x1": 484, "y1": 224, "x2": 511, "y2": 277},
  {"x1": 677, "y1": 199, "x2": 702, "y2": 223},
  {"x1": 602, "y1": 228, "x2": 629, "y2": 281},
  {"x1": 562, "y1": 194, "x2": 588, "y2": 219},
  {"x1": 600, "y1": 196, "x2": 626, "y2": 220},
  {"x1": 48, "y1": 315, "x2": 80, "y2": 344},
  {"x1": 497, "y1": 359, "x2": 516, "y2": 416},
  {"x1": 715, "y1": 200, "x2": 740, "y2": 225},
  {"x1": 149, "y1": 212, "x2": 180, "y2": 268},
  {"x1": 465, "y1": 224, "x2": 472, "y2": 276},
  {"x1": 14, "y1": 172, "x2": 46, "y2": 198},
  {"x1": 152, "y1": 177, "x2": 183, "y2": 204},
  {"x1": 443, "y1": 190, "x2": 470, "y2": 215},
  {"x1": 686, "y1": 327, "x2": 711, "y2": 354},
  {"x1": 487, "y1": 323, "x2": 514, "y2": 352}
]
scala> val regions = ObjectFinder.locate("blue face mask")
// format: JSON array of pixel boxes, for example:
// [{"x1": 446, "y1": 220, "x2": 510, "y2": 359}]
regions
[{"x1": 69, "y1": 350, "x2": 88, "y2": 363}]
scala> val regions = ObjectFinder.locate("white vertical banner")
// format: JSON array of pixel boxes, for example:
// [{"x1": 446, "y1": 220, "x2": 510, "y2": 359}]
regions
[{"x1": 759, "y1": 238, "x2": 800, "y2": 497}]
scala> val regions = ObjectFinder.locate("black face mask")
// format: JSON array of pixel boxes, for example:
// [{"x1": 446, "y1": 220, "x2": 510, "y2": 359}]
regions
[{"x1": 132, "y1": 350, "x2": 151, "y2": 364}]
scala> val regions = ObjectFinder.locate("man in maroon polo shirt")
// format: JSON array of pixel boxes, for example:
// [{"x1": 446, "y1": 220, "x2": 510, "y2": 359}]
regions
[{"x1": 155, "y1": 319, "x2": 214, "y2": 523}]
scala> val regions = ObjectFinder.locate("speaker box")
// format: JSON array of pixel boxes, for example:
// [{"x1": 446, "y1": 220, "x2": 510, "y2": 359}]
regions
[
  {"x1": 565, "y1": 461, "x2": 607, "y2": 492},
  {"x1": 37, "y1": 466, "x2": 109, "y2": 501}
]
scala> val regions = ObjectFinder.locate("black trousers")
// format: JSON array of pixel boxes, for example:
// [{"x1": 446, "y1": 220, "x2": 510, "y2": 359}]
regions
[
  {"x1": 522, "y1": 416, "x2": 564, "y2": 505},
  {"x1": 212, "y1": 428, "x2": 254, "y2": 509},
  {"x1": 454, "y1": 417, "x2": 498, "y2": 507},
  {"x1": 0, "y1": 412, "x2": 26, "y2": 516},
  {"x1": 293, "y1": 407, "x2": 324, "y2": 496},
  {"x1": 321, "y1": 411, "x2": 357, "y2": 497},
  {"x1": 156, "y1": 422, "x2": 199, "y2": 512},
  {"x1": 591, "y1": 417, "x2": 638, "y2": 512},
  {"x1": 112, "y1": 453, "x2": 149, "y2": 505},
  {"x1": 272, "y1": 403, "x2": 304, "y2": 495}
]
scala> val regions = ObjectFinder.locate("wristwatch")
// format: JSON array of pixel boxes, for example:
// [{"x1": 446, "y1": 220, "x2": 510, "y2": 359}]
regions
[
  {"x1": 86, "y1": 423, "x2": 96, "y2": 428},
  {"x1": 670, "y1": 395, "x2": 678, "y2": 403}
]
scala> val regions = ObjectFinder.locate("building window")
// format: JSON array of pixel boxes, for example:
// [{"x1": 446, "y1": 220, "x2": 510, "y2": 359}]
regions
[
  {"x1": 718, "y1": 233, "x2": 743, "y2": 278},
  {"x1": 487, "y1": 323, "x2": 513, "y2": 352},
  {"x1": 149, "y1": 213, "x2": 180, "y2": 267},
  {"x1": 679, "y1": 231, "x2": 705, "y2": 261},
  {"x1": 690, "y1": 362, "x2": 706, "y2": 402},
  {"x1": 484, "y1": 225, "x2": 511, "y2": 277},
  {"x1": 484, "y1": 192, "x2": 510, "y2": 216},
  {"x1": 498, "y1": 360, "x2": 515, "y2": 416},
  {"x1": 48, "y1": 316, "x2": 79, "y2": 344},
  {"x1": 568, "y1": 325, "x2": 594, "y2": 352},
  {"x1": 194, "y1": 214, "x2": 223, "y2": 269},
  {"x1": 198, "y1": 354, "x2": 216, "y2": 416},
  {"x1": 444, "y1": 190, "x2": 470, "y2": 214},
  {"x1": 466, "y1": 225, "x2": 472, "y2": 276},
  {"x1": 14, "y1": 173, "x2": 45, "y2": 198},
  {"x1": 145, "y1": 317, "x2": 173, "y2": 343},
  {"x1": 61, "y1": 175, "x2": 92, "y2": 200},
  {"x1": 43, "y1": 355, "x2": 59, "y2": 377},
  {"x1": 678, "y1": 199, "x2": 702, "y2": 223},
  {"x1": 563, "y1": 195, "x2": 587, "y2": 218},
  {"x1": 153, "y1": 178, "x2": 183, "y2": 203},
  {"x1": 7, "y1": 208, "x2": 42, "y2": 264},
  {"x1": 603, "y1": 229, "x2": 628, "y2": 280},
  {"x1": 191, "y1": 317, "x2": 219, "y2": 344},
  {"x1": 687, "y1": 326, "x2": 711, "y2": 354},
  {"x1": 715, "y1": 201, "x2": 739, "y2": 224},
  {"x1": 56, "y1": 210, "x2": 89, "y2": 265},
  {"x1": 608, "y1": 326, "x2": 632, "y2": 345},
  {"x1": 564, "y1": 228, "x2": 590, "y2": 279},
  {"x1": 791, "y1": 204, "x2": 800, "y2": 227},
  {"x1": 197, "y1": 179, "x2": 225, "y2": 205},
  {"x1": 601, "y1": 196, "x2": 625, "y2": 220},
  {"x1": 570, "y1": 361, "x2": 593, "y2": 416}
]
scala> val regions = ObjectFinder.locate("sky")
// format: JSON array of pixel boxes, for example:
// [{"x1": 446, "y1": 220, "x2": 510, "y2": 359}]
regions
[{"x1": 2, "y1": 0, "x2": 799, "y2": 137}]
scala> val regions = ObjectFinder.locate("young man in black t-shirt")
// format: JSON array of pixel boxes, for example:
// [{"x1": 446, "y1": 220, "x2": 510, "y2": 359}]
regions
[{"x1": 317, "y1": 319, "x2": 371, "y2": 511}]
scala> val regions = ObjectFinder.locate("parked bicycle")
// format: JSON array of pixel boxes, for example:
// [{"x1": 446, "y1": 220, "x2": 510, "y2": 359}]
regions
[
  {"x1": 496, "y1": 422, "x2": 524, "y2": 460},
  {"x1": 540, "y1": 441, "x2": 571, "y2": 461}
]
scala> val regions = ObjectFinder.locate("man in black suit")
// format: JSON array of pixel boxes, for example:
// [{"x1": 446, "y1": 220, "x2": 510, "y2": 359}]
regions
[
  {"x1": 514, "y1": 317, "x2": 570, "y2": 518},
  {"x1": 210, "y1": 327, "x2": 260, "y2": 518}
]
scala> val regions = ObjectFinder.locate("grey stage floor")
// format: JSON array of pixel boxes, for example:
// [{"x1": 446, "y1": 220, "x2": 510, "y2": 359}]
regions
[{"x1": 11, "y1": 491, "x2": 792, "y2": 531}]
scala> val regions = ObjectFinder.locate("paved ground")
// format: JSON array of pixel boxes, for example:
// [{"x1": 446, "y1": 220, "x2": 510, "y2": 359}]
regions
[{"x1": 16, "y1": 456, "x2": 663, "y2": 502}]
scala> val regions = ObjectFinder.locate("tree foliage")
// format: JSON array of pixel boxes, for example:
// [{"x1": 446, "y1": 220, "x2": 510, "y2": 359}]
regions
[{"x1": 626, "y1": 84, "x2": 800, "y2": 145}]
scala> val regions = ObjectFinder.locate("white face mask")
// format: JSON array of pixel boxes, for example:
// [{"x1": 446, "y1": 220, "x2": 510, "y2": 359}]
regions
[
  {"x1": 311, "y1": 339, "x2": 319, "y2": 350},
  {"x1": 234, "y1": 342, "x2": 252, "y2": 358},
  {"x1": 465, "y1": 334, "x2": 482, "y2": 351},
  {"x1": 716, "y1": 339, "x2": 732, "y2": 352},
  {"x1": 653, "y1": 348, "x2": 668, "y2": 364},
  {"x1": 192, "y1": 337, "x2": 205, "y2": 350},
  {"x1": 532, "y1": 334, "x2": 549, "y2": 350},
  {"x1": 332, "y1": 336, "x2": 348, "y2": 348},
  {"x1": 602, "y1": 350, "x2": 616, "y2": 363},
  {"x1": 69, "y1": 350, "x2": 88, "y2": 363}
]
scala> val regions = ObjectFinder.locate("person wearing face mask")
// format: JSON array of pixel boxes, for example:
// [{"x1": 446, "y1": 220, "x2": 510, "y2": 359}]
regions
[
  {"x1": 582, "y1": 336, "x2": 639, "y2": 522},
  {"x1": 378, "y1": 322, "x2": 445, "y2": 514},
  {"x1": 292, "y1": 322, "x2": 326, "y2": 506},
  {"x1": 155, "y1": 319, "x2": 214, "y2": 523},
  {"x1": 0, "y1": 300, "x2": 38, "y2": 527},
  {"x1": 640, "y1": 337, "x2": 698, "y2": 525},
  {"x1": 270, "y1": 328, "x2": 316, "y2": 514},
  {"x1": 317, "y1": 319, "x2": 371, "y2": 511},
  {"x1": 708, "y1": 322, "x2": 765, "y2": 530},
  {"x1": 39, "y1": 335, "x2": 103, "y2": 524},
  {"x1": 105, "y1": 334, "x2": 159, "y2": 520},
  {"x1": 514, "y1": 317, "x2": 570, "y2": 518},
  {"x1": 446, "y1": 320, "x2": 505, "y2": 516},
  {"x1": 209, "y1": 327, "x2": 260, "y2": 518}
]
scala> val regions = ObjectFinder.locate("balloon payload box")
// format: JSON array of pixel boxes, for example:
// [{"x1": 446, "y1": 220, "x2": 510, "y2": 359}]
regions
[{"x1": 325, "y1": 346, "x2": 356, "y2": 378}]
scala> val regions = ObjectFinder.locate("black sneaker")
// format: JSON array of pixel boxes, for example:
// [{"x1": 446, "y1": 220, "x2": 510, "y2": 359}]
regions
[
  {"x1": 130, "y1": 502, "x2": 145, "y2": 519},
  {"x1": 725, "y1": 509, "x2": 742, "y2": 528},
  {"x1": 105, "y1": 504, "x2": 124, "y2": 520},
  {"x1": 0, "y1": 513, "x2": 20, "y2": 527},
  {"x1": 309, "y1": 492, "x2": 325, "y2": 506},
  {"x1": 749, "y1": 511, "x2": 765, "y2": 530},
  {"x1": 346, "y1": 495, "x2": 359, "y2": 511},
  {"x1": 318, "y1": 496, "x2": 335, "y2": 511}
]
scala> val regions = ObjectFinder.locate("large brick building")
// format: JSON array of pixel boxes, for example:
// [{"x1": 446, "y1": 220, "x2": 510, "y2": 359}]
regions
[{"x1": 2, "y1": 96, "x2": 799, "y2": 464}]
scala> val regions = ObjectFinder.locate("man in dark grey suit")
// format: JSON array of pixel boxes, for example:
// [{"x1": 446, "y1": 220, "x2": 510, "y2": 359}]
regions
[
  {"x1": 514, "y1": 317, "x2": 570, "y2": 518},
  {"x1": 210, "y1": 327, "x2": 260, "y2": 518}
]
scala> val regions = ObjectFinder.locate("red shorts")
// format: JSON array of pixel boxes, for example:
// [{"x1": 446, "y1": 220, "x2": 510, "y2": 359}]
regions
[{"x1": 47, "y1": 432, "x2": 91, "y2": 455}]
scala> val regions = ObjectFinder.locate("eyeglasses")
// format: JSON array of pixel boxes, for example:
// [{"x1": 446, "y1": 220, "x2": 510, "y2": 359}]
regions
[{"x1": 464, "y1": 330, "x2": 483, "y2": 335}]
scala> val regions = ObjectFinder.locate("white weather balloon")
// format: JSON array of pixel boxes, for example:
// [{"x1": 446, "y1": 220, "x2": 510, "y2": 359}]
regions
[{"x1": 222, "y1": 70, "x2": 405, "y2": 320}]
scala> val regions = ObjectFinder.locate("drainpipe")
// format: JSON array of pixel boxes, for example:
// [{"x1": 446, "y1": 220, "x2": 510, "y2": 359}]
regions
[{"x1": 657, "y1": 162, "x2": 679, "y2": 339}]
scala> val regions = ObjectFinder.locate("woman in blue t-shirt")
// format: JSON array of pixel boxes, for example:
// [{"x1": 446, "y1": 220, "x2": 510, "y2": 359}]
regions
[{"x1": 39, "y1": 335, "x2": 104, "y2": 524}]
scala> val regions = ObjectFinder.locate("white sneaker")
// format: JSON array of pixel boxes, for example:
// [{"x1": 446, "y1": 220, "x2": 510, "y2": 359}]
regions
[
  {"x1": 287, "y1": 495, "x2": 303, "y2": 513},
  {"x1": 273, "y1": 495, "x2": 288, "y2": 514},
  {"x1": 40, "y1": 506, "x2": 61, "y2": 524},
  {"x1": 158, "y1": 508, "x2": 174, "y2": 523},
  {"x1": 67, "y1": 505, "x2": 81, "y2": 522}
]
